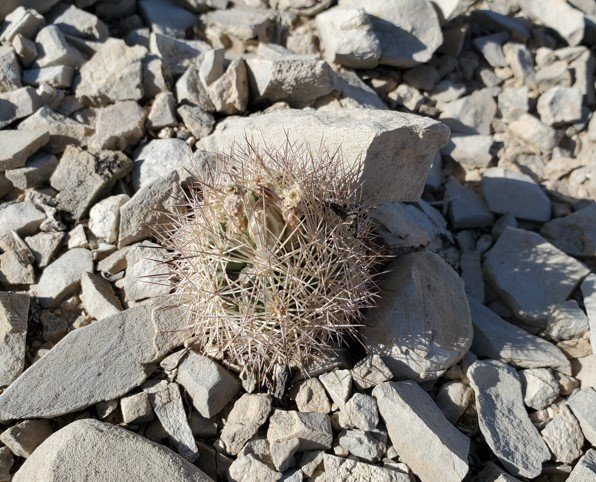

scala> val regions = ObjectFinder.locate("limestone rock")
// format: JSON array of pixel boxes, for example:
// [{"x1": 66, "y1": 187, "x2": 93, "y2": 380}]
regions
[
  {"x1": 567, "y1": 449, "x2": 596, "y2": 482},
  {"x1": 435, "y1": 380, "x2": 472, "y2": 424},
  {"x1": 149, "y1": 33, "x2": 210, "y2": 79},
  {"x1": 541, "y1": 405, "x2": 584, "y2": 464},
  {"x1": 0, "y1": 45, "x2": 21, "y2": 93},
  {"x1": 139, "y1": 0, "x2": 196, "y2": 37},
  {"x1": 0, "y1": 129, "x2": 49, "y2": 171},
  {"x1": 199, "y1": 109, "x2": 449, "y2": 204},
  {"x1": 322, "y1": 453, "x2": 409, "y2": 481},
  {"x1": 319, "y1": 369, "x2": 352, "y2": 410},
  {"x1": 439, "y1": 88, "x2": 497, "y2": 135},
  {"x1": 220, "y1": 394, "x2": 272, "y2": 455},
  {"x1": 373, "y1": 380, "x2": 470, "y2": 482},
  {"x1": 0, "y1": 86, "x2": 42, "y2": 128},
  {"x1": 228, "y1": 454, "x2": 280, "y2": 482},
  {"x1": 446, "y1": 178, "x2": 494, "y2": 229},
  {"x1": 88, "y1": 101, "x2": 147, "y2": 151},
  {"x1": 122, "y1": 242, "x2": 170, "y2": 302},
  {"x1": 132, "y1": 138, "x2": 193, "y2": 190},
  {"x1": 80, "y1": 272, "x2": 122, "y2": 321},
  {"x1": 337, "y1": 429, "x2": 385, "y2": 462},
  {"x1": 545, "y1": 300, "x2": 590, "y2": 342},
  {"x1": 362, "y1": 250, "x2": 472, "y2": 381},
  {"x1": 519, "y1": 368, "x2": 559, "y2": 410},
  {"x1": 88, "y1": 194, "x2": 129, "y2": 244},
  {"x1": 468, "y1": 360, "x2": 550, "y2": 478},
  {"x1": 541, "y1": 204, "x2": 596, "y2": 257},
  {"x1": 339, "y1": 393, "x2": 379, "y2": 431},
  {"x1": 509, "y1": 114, "x2": 561, "y2": 153},
  {"x1": 567, "y1": 388, "x2": 596, "y2": 445},
  {"x1": 33, "y1": 25, "x2": 84, "y2": 68},
  {"x1": 177, "y1": 104, "x2": 215, "y2": 140},
  {"x1": 351, "y1": 354, "x2": 393, "y2": 390},
  {"x1": 518, "y1": 0, "x2": 585, "y2": 46},
  {"x1": 47, "y1": 3, "x2": 107, "y2": 39},
  {"x1": 581, "y1": 274, "x2": 596, "y2": 351},
  {"x1": 12, "y1": 419, "x2": 213, "y2": 481},
  {"x1": 483, "y1": 227, "x2": 590, "y2": 326},
  {"x1": 292, "y1": 378, "x2": 331, "y2": 414},
  {"x1": 0, "y1": 201, "x2": 45, "y2": 238},
  {"x1": 207, "y1": 58, "x2": 248, "y2": 115},
  {"x1": 442, "y1": 134, "x2": 493, "y2": 170},
  {"x1": 0, "y1": 419, "x2": 53, "y2": 458},
  {"x1": 537, "y1": 86, "x2": 583, "y2": 126},
  {"x1": 0, "y1": 292, "x2": 29, "y2": 386},
  {"x1": 121, "y1": 391, "x2": 154, "y2": 424},
  {"x1": 24, "y1": 231, "x2": 63, "y2": 267},
  {"x1": 0, "y1": 7, "x2": 44, "y2": 43}
]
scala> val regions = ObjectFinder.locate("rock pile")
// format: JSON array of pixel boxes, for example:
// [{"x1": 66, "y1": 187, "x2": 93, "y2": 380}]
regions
[{"x1": 0, "y1": 0, "x2": 594, "y2": 481}]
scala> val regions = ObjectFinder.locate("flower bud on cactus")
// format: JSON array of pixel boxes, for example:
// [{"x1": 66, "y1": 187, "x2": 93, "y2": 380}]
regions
[{"x1": 157, "y1": 140, "x2": 383, "y2": 389}]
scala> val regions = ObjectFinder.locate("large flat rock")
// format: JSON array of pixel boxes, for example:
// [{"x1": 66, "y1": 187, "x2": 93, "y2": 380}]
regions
[
  {"x1": 362, "y1": 250, "x2": 472, "y2": 381},
  {"x1": 13, "y1": 419, "x2": 213, "y2": 482},
  {"x1": 197, "y1": 109, "x2": 450, "y2": 203}
]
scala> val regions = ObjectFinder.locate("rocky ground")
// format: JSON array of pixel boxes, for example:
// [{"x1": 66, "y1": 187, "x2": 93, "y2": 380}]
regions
[{"x1": 0, "y1": 0, "x2": 595, "y2": 480}]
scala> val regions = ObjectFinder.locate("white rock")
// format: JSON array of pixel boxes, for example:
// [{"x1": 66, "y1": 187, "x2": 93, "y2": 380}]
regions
[
  {"x1": 207, "y1": 58, "x2": 248, "y2": 115},
  {"x1": 22, "y1": 65, "x2": 73, "y2": 88},
  {"x1": 541, "y1": 204, "x2": 596, "y2": 257},
  {"x1": 541, "y1": 405, "x2": 584, "y2": 464},
  {"x1": 468, "y1": 296, "x2": 571, "y2": 373},
  {"x1": 503, "y1": 43, "x2": 536, "y2": 88},
  {"x1": 322, "y1": 453, "x2": 409, "y2": 481},
  {"x1": 339, "y1": 0, "x2": 442, "y2": 67},
  {"x1": 473, "y1": 32, "x2": 508, "y2": 67},
  {"x1": 468, "y1": 360, "x2": 550, "y2": 478},
  {"x1": 498, "y1": 87, "x2": 529, "y2": 122},
  {"x1": 566, "y1": 449, "x2": 596, "y2": 482},
  {"x1": 483, "y1": 227, "x2": 590, "y2": 327},
  {"x1": 147, "y1": 92, "x2": 177, "y2": 129},
  {"x1": 0, "y1": 7, "x2": 44, "y2": 43},
  {"x1": 80, "y1": 272, "x2": 122, "y2": 321},
  {"x1": 24, "y1": 231, "x2": 63, "y2": 267},
  {"x1": 567, "y1": 388, "x2": 596, "y2": 445},
  {"x1": 545, "y1": 300, "x2": 590, "y2": 342},
  {"x1": 228, "y1": 454, "x2": 280, "y2": 482},
  {"x1": 337, "y1": 429, "x2": 385, "y2": 462},
  {"x1": 0, "y1": 129, "x2": 49, "y2": 171},
  {"x1": 0, "y1": 201, "x2": 45, "y2": 239},
  {"x1": 319, "y1": 369, "x2": 352, "y2": 410},
  {"x1": 519, "y1": 368, "x2": 559, "y2": 410},
  {"x1": 0, "y1": 45, "x2": 21, "y2": 93},
  {"x1": 351, "y1": 354, "x2": 392, "y2": 390},
  {"x1": 0, "y1": 292, "x2": 29, "y2": 386},
  {"x1": 518, "y1": 0, "x2": 585, "y2": 46},
  {"x1": 537, "y1": 86, "x2": 583, "y2": 126},
  {"x1": 509, "y1": 113, "x2": 560, "y2": 153},
  {"x1": 121, "y1": 391, "x2": 154, "y2": 424},
  {"x1": 339, "y1": 393, "x2": 379, "y2": 431},
  {"x1": 581, "y1": 274, "x2": 596, "y2": 351},
  {"x1": 316, "y1": 6, "x2": 381, "y2": 68},
  {"x1": 373, "y1": 380, "x2": 470, "y2": 482},
  {"x1": 75, "y1": 38, "x2": 147, "y2": 106},
  {"x1": 0, "y1": 419, "x2": 53, "y2": 458},
  {"x1": 149, "y1": 32, "x2": 210, "y2": 79},
  {"x1": 203, "y1": 7, "x2": 275, "y2": 43},
  {"x1": 33, "y1": 248, "x2": 93, "y2": 308},
  {"x1": 0, "y1": 86, "x2": 43, "y2": 128},
  {"x1": 176, "y1": 351, "x2": 241, "y2": 418},
  {"x1": 434, "y1": 380, "x2": 472, "y2": 424},
  {"x1": 219, "y1": 394, "x2": 272, "y2": 455},
  {"x1": 362, "y1": 250, "x2": 472, "y2": 381},
  {"x1": 88, "y1": 101, "x2": 146, "y2": 151},
  {"x1": 47, "y1": 3, "x2": 107, "y2": 40},
  {"x1": 89, "y1": 194, "x2": 130, "y2": 244},
  {"x1": 442, "y1": 134, "x2": 493, "y2": 170},
  {"x1": 177, "y1": 104, "x2": 215, "y2": 140},
  {"x1": 12, "y1": 34, "x2": 37, "y2": 68},
  {"x1": 138, "y1": 0, "x2": 196, "y2": 37},
  {"x1": 292, "y1": 378, "x2": 331, "y2": 414},
  {"x1": 439, "y1": 88, "x2": 496, "y2": 135},
  {"x1": 123, "y1": 242, "x2": 170, "y2": 302},
  {"x1": 12, "y1": 419, "x2": 213, "y2": 481},
  {"x1": 481, "y1": 167, "x2": 551, "y2": 222},
  {"x1": 132, "y1": 138, "x2": 193, "y2": 190},
  {"x1": 145, "y1": 380, "x2": 198, "y2": 462},
  {"x1": 34, "y1": 25, "x2": 84, "y2": 68}
]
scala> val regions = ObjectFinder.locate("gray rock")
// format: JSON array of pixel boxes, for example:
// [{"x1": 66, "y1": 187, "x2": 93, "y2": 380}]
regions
[
  {"x1": 50, "y1": 146, "x2": 132, "y2": 220},
  {"x1": 75, "y1": 38, "x2": 147, "y2": 106},
  {"x1": 139, "y1": 0, "x2": 196, "y2": 37},
  {"x1": 0, "y1": 247, "x2": 35, "y2": 286},
  {"x1": 339, "y1": 0, "x2": 442, "y2": 67},
  {"x1": 0, "y1": 419, "x2": 53, "y2": 458},
  {"x1": 198, "y1": 109, "x2": 449, "y2": 204},
  {"x1": 337, "y1": 429, "x2": 385, "y2": 462},
  {"x1": 80, "y1": 272, "x2": 122, "y2": 321},
  {"x1": 121, "y1": 391, "x2": 154, "y2": 424},
  {"x1": 0, "y1": 305, "x2": 160, "y2": 420},
  {"x1": 567, "y1": 388, "x2": 596, "y2": 445},
  {"x1": 203, "y1": 7, "x2": 275, "y2": 43},
  {"x1": 12, "y1": 34, "x2": 38, "y2": 68},
  {"x1": 33, "y1": 248, "x2": 93, "y2": 308},
  {"x1": 0, "y1": 129, "x2": 49, "y2": 170},
  {"x1": 176, "y1": 351, "x2": 241, "y2": 418},
  {"x1": 546, "y1": 300, "x2": 590, "y2": 342},
  {"x1": 371, "y1": 202, "x2": 431, "y2": 253},
  {"x1": 149, "y1": 32, "x2": 210, "y2": 79},
  {"x1": 88, "y1": 101, "x2": 146, "y2": 151},
  {"x1": 351, "y1": 354, "x2": 392, "y2": 390},
  {"x1": 145, "y1": 380, "x2": 198, "y2": 462},
  {"x1": 0, "y1": 446, "x2": 13, "y2": 481},
  {"x1": 3, "y1": 151, "x2": 55, "y2": 189},
  {"x1": 175, "y1": 65, "x2": 214, "y2": 110},
  {"x1": 33, "y1": 26, "x2": 84, "y2": 68},
  {"x1": 518, "y1": 0, "x2": 585, "y2": 46},
  {"x1": 0, "y1": 86, "x2": 44, "y2": 129},
  {"x1": 503, "y1": 43, "x2": 536, "y2": 89},
  {"x1": 468, "y1": 360, "x2": 550, "y2": 478},
  {"x1": 468, "y1": 296, "x2": 571, "y2": 373},
  {"x1": 519, "y1": 368, "x2": 559, "y2": 410},
  {"x1": 24, "y1": 231, "x2": 63, "y2": 267},
  {"x1": 22, "y1": 65, "x2": 73, "y2": 88},
  {"x1": 0, "y1": 7, "x2": 44, "y2": 43},
  {"x1": 509, "y1": 114, "x2": 561, "y2": 153},
  {"x1": 132, "y1": 138, "x2": 193, "y2": 190},
  {"x1": 0, "y1": 45, "x2": 21, "y2": 93},
  {"x1": 292, "y1": 378, "x2": 331, "y2": 414},
  {"x1": 339, "y1": 393, "x2": 379, "y2": 431},
  {"x1": 207, "y1": 58, "x2": 248, "y2": 115},
  {"x1": 0, "y1": 201, "x2": 45, "y2": 238},
  {"x1": 446, "y1": 178, "x2": 494, "y2": 229},
  {"x1": 581, "y1": 274, "x2": 596, "y2": 351},
  {"x1": 315, "y1": 6, "x2": 381, "y2": 68},
  {"x1": 373, "y1": 380, "x2": 469, "y2": 482},
  {"x1": 435, "y1": 380, "x2": 472, "y2": 424},
  {"x1": 537, "y1": 86, "x2": 583, "y2": 126},
  {"x1": 0, "y1": 292, "x2": 29, "y2": 386},
  {"x1": 219, "y1": 393, "x2": 272, "y2": 455},
  {"x1": 473, "y1": 32, "x2": 509, "y2": 67},
  {"x1": 541, "y1": 204, "x2": 596, "y2": 257},
  {"x1": 18, "y1": 106, "x2": 92, "y2": 153},
  {"x1": 88, "y1": 194, "x2": 129, "y2": 244},
  {"x1": 147, "y1": 92, "x2": 177, "y2": 129},
  {"x1": 442, "y1": 134, "x2": 493, "y2": 170},
  {"x1": 177, "y1": 104, "x2": 215, "y2": 140},
  {"x1": 483, "y1": 227, "x2": 589, "y2": 326},
  {"x1": 142, "y1": 55, "x2": 168, "y2": 99},
  {"x1": 228, "y1": 454, "x2": 280, "y2": 482},
  {"x1": 541, "y1": 405, "x2": 584, "y2": 464},
  {"x1": 481, "y1": 167, "x2": 551, "y2": 222},
  {"x1": 536, "y1": 60, "x2": 572, "y2": 93},
  {"x1": 439, "y1": 88, "x2": 496, "y2": 135},
  {"x1": 566, "y1": 449, "x2": 596, "y2": 482},
  {"x1": 362, "y1": 250, "x2": 472, "y2": 381},
  {"x1": 123, "y1": 242, "x2": 170, "y2": 302},
  {"x1": 460, "y1": 250, "x2": 485, "y2": 302},
  {"x1": 319, "y1": 369, "x2": 352, "y2": 410},
  {"x1": 475, "y1": 462, "x2": 521, "y2": 482},
  {"x1": 498, "y1": 87, "x2": 529, "y2": 122},
  {"x1": 12, "y1": 419, "x2": 213, "y2": 481},
  {"x1": 245, "y1": 48, "x2": 334, "y2": 108},
  {"x1": 322, "y1": 453, "x2": 409, "y2": 481}
]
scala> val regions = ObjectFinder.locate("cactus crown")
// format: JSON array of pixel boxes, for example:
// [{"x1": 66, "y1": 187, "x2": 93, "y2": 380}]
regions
[{"x1": 158, "y1": 140, "x2": 383, "y2": 389}]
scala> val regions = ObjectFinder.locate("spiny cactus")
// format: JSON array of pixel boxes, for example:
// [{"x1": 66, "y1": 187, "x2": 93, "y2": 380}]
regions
[{"x1": 157, "y1": 140, "x2": 384, "y2": 389}]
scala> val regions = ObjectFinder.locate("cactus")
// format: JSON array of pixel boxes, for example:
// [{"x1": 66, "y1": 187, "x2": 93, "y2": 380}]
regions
[{"x1": 157, "y1": 140, "x2": 383, "y2": 388}]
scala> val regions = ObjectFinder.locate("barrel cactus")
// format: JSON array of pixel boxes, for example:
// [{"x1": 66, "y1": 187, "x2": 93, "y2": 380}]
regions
[{"x1": 158, "y1": 140, "x2": 383, "y2": 389}]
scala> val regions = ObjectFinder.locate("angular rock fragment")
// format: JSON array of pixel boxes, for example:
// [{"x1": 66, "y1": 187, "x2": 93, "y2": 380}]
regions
[
  {"x1": 220, "y1": 394, "x2": 272, "y2": 455},
  {"x1": 121, "y1": 391, "x2": 154, "y2": 424},
  {"x1": 0, "y1": 248, "x2": 35, "y2": 286},
  {"x1": 139, "y1": 0, "x2": 196, "y2": 37},
  {"x1": 22, "y1": 65, "x2": 74, "y2": 88},
  {"x1": 88, "y1": 194, "x2": 129, "y2": 244},
  {"x1": 519, "y1": 368, "x2": 559, "y2": 410},
  {"x1": 541, "y1": 405, "x2": 584, "y2": 464},
  {"x1": 473, "y1": 32, "x2": 508, "y2": 67},
  {"x1": 132, "y1": 138, "x2": 193, "y2": 190},
  {"x1": 0, "y1": 129, "x2": 49, "y2": 170},
  {"x1": 439, "y1": 88, "x2": 496, "y2": 135},
  {"x1": 509, "y1": 114, "x2": 560, "y2": 153},
  {"x1": 441, "y1": 134, "x2": 493, "y2": 170},
  {"x1": 566, "y1": 449, "x2": 596, "y2": 482},
  {"x1": 581, "y1": 274, "x2": 596, "y2": 351},
  {"x1": 0, "y1": 45, "x2": 21, "y2": 93},
  {"x1": 373, "y1": 380, "x2": 469, "y2": 482},
  {"x1": 88, "y1": 101, "x2": 146, "y2": 151},
  {"x1": 50, "y1": 146, "x2": 132, "y2": 219},
  {"x1": 207, "y1": 58, "x2": 248, "y2": 115},
  {"x1": 337, "y1": 429, "x2": 385, "y2": 462},
  {"x1": 468, "y1": 297, "x2": 571, "y2": 372},
  {"x1": 0, "y1": 201, "x2": 45, "y2": 238},
  {"x1": 541, "y1": 204, "x2": 596, "y2": 257},
  {"x1": 33, "y1": 25, "x2": 84, "y2": 68},
  {"x1": 546, "y1": 300, "x2": 590, "y2": 342},
  {"x1": 24, "y1": 231, "x2": 63, "y2": 267},
  {"x1": 567, "y1": 388, "x2": 596, "y2": 445},
  {"x1": 498, "y1": 87, "x2": 529, "y2": 122},
  {"x1": 80, "y1": 272, "x2": 122, "y2": 321},
  {"x1": 0, "y1": 419, "x2": 53, "y2": 458},
  {"x1": 503, "y1": 42, "x2": 536, "y2": 88},
  {"x1": 537, "y1": 86, "x2": 583, "y2": 126},
  {"x1": 176, "y1": 351, "x2": 241, "y2": 418},
  {"x1": 322, "y1": 453, "x2": 409, "y2": 481},
  {"x1": 48, "y1": 3, "x2": 107, "y2": 40},
  {"x1": 483, "y1": 227, "x2": 590, "y2": 326},
  {"x1": 339, "y1": 393, "x2": 379, "y2": 431},
  {"x1": 351, "y1": 354, "x2": 392, "y2": 390},
  {"x1": 0, "y1": 86, "x2": 43, "y2": 128},
  {"x1": 446, "y1": 178, "x2": 494, "y2": 229},
  {"x1": 339, "y1": 0, "x2": 442, "y2": 67},
  {"x1": 315, "y1": 6, "x2": 381, "y2": 69},
  {"x1": 204, "y1": 7, "x2": 275, "y2": 44},
  {"x1": 12, "y1": 34, "x2": 37, "y2": 68},
  {"x1": 199, "y1": 109, "x2": 450, "y2": 203},
  {"x1": 468, "y1": 360, "x2": 550, "y2": 478},
  {"x1": 292, "y1": 378, "x2": 331, "y2": 414},
  {"x1": 434, "y1": 380, "x2": 472, "y2": 424},
  {"x1": 177, "y1": 104, "x2": 215, "y2": 140},
  {"x1": 319, "y1": 369, "x2": 352, "y2": 410},
  {"x1": 0, "y1": 7, "x2": 44, "y2": 43},
  {"x1": 147, "y1": 92, "x2": 177, "y2": 129},
  {"x1": 145, "y1": 380, "x2": 199, "y2": 462},
  {"x1": 33, "y1": 248, "x2": 93, "y2": 308},
  {"x1": 12, "y1": 419, "x2": 213, "y2": 481},
  {"x1": 227, "y1": 454, "x2": 279, "y2": 482},
  {"x1": 518, "y1": 0, "x2": 585, "y2": 46},
  {"x1": 122, "y1": 242, "x2": 170, "y2": 302},
  {"x1": 363, "y1": 250, "x2": 472, "y2": 381},
  {"x1": 149, "y1": 32, "x2": 209, "y2": 79},
  {"x1": 0, "y1": 292, "x2": 29, "y2": 386}
]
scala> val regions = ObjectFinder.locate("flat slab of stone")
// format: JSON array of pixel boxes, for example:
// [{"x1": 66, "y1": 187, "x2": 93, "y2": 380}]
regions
[
  {"x1": 567, "y1": 449, "x2": 596, "y2": 482},
  {"x1": 541, "y1": 204, "x2": 596, "y2": 257},
  {"x1": 483, "y1": 227, "x2": 590, "y2": 327},
  {"x1": 322, "y1": 453, "x2": 410, "y2": 481},
  {"x1": 567, "y1": 388, "x2": 596, "y2": 446},
  {"x1": 0, "y1": 292, "x2": 29, "y2": 386},
  {"x1": 13, "y1": 419, "x2": 213, "y2": 482},
  {"x1": 468, "y1": 297, "x2": 570, "y2": 373},
  {"x1": 373, "y1": 380, "x2": 469, "y2": 482},
  {"x1": 0, "y1": 200, "x2": 45, "y2": 238},
  {"x1": 0, "y1": 130, "x2": 49, "y2": 171},
  {"x1": 0, "y1": 305, "x2": 158, "y2": 420},
  {"x1": 362, "y1": 250, "x2": 472, "y2": 381},
  {"x1": 132, "y1": 138, "x2": 193, "y2": 190},
  {"x1": 198, "y1": 109, "x2": 449, "y2": 203},
  {"x1": 468, "y1": 360, "x2": 550, "y2": 478}
]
